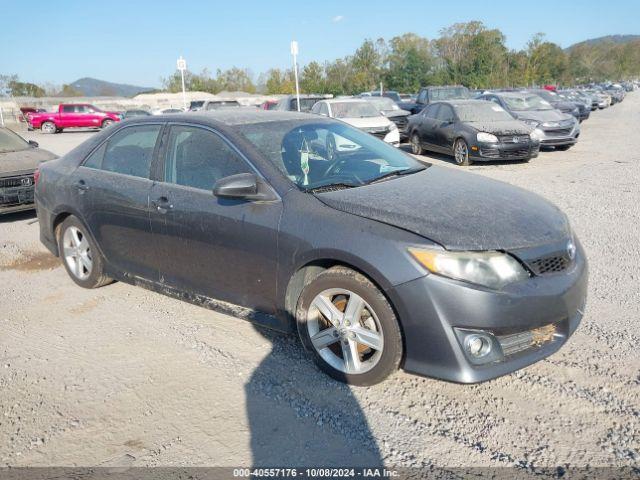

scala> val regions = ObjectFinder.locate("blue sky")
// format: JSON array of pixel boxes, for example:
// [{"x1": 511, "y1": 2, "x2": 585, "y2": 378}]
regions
[{"x1": 2, "y1": 0, "x2": 638, "y2": 87}]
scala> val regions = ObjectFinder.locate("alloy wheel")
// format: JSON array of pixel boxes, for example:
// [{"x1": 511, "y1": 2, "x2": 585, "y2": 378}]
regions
[
  {"x1": 307, "y1": 289, "x2": 384, "y2": 374},
  {"x1": 454, "y1": 139, "x2": 469, "y2": 165},
  {"x1": 42, "y1": 122, "x2": 55, "y2": 134},
  {"x1": 411, "y1": 134, "x2": 421, "y2": 155},
  {"x1": 62, "y1": 226, "x2": 93, "y2": 281}
]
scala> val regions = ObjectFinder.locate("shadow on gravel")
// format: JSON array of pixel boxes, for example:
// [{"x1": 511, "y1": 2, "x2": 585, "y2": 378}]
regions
[
  {"x1": 0, "y1": 210, "x2": 36, "y2": 223},
  {"x1": 246, "y1": 326, "x2": 383, "y2": 467}
]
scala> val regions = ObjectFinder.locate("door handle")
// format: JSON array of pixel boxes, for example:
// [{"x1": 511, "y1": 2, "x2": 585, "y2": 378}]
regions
[
  {"x1": 152, "y1": 197, "x2": 173, "y2": 214},
  {"x1": 75, "y1": 180, "x2": 89, "y2": 193}
]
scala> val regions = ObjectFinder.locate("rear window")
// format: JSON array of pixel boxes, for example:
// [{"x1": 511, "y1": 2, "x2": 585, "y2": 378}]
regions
[{"x1": 291, "y1": 98, "x2": 321, "y2": 112}]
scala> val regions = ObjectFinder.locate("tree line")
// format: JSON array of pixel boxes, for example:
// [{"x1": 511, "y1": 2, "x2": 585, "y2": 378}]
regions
[
  {"x1": 162, "y1": 22, "x2": 640, "y2": 96},
  {"x1": 3, "y1": 22, "x2": 640, "y2": 98}
]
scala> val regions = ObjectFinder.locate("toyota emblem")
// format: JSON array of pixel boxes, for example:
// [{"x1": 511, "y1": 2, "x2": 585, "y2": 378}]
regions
[
  {"x1": 512, "y1": 136, "x2": 519, "y2": 143},
  {"x1": 21, "y1": 177, "x2": 33, "y2": 186}
]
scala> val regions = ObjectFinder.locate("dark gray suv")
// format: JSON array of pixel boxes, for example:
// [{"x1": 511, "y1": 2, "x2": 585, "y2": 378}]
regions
[{"x1": 34, "y1": 110, "x2": 587, "y2": 385}]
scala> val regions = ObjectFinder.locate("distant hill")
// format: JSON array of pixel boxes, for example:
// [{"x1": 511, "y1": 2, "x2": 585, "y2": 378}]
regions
[
  {"x1": 68, "y1": 77, "x2": 154, "y2": 97},
  {"x1": 567, "y1": 35, "x2": 640, "y2": 51}
]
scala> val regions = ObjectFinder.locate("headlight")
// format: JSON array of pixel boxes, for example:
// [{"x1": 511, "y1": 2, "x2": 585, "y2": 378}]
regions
[
  {"x1": 408, "y1": 247, "x2": 529, "y2": 289},
  {"x1": 389, "y1": 123, "x2": 398, "y2": 131},
  {"x1": 477, "y1": 132, "x2": 498, "y2": 143},
  {"x1": 530, "y1": 128, "x2": 544, "y2": 141},
  {"x1": 523, "y1": 119, "x2": 540, "y2": 128}
]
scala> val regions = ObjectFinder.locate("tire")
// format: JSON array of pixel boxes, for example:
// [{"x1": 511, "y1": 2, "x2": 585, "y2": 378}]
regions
[
  {"x1": 555, "y1": 145, "x2": 572, "y2": 151},
  {"x1": 101, "y1": 119, "x2": 114, "y2": 129},
  {"x1": 56, "y1": 216, "x2": 112, "y2": 289},
  {"x1": 453, "y1": 138, "x2": 472, "y2": 166},
  {"x1": 410, "y1": 132, "x2": 423, "y2": 155},
  {"x1": 41, "y1": 121, "x2": 56, "y2": 134},
  {"x1": 296, "y1": 266, "x2": 403, "y2": 386}
]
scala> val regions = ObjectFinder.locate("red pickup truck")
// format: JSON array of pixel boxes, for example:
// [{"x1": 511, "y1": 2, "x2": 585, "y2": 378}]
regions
[{"x1": 27, "y1": 104, "x2": 121, "y2": 134}]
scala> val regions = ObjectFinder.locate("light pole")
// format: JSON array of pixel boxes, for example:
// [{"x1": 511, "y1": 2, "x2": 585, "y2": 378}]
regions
[
  {"x1": 177, "y1": 56, "x2": 187, "y2": 110},
  {"x1": 290, "y1": 41, "x2": 301, "y2": 112}
]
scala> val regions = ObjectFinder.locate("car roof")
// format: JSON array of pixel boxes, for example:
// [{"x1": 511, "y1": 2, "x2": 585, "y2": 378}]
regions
[
  {"x1": 323, "y1": 98, "x2": 369, "y2": 104},
  {"x1": 438, "y1": 99, "x2": 490, "y2": 107},
  {"x1": 132, "y1": 109, "x2": 317, "y2": 126}
]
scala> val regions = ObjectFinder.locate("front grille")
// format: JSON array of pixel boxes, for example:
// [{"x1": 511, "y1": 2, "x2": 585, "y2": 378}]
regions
[
  {"x1": 480, "y1": 146, "x2": 531, "y2": 158},
  {"x1": 544, "y1": 127, "x2": 573, "y2": 137},
  {"x1": 0, "y1": 175, "x2": 34, "y2": 188},
  {"x1": 498, "y1": 135, "x2": 530, "y2": 143},
  {"x1": 529, "y1": 255, "x2": 570, "y2": 275},
  {"x1": 497, "y1": 323, "x2": 559, "y2": 357}
]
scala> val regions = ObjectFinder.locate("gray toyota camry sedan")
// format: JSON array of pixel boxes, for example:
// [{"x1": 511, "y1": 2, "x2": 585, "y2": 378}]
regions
[{"x1": 34, "y1": 110, "x2": 588, "y2": 385}]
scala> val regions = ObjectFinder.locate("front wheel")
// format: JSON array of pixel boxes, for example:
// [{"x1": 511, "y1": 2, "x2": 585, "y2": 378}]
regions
[
  {"x1": 101, "y1": 119, "x2": 114, "y2": 129},
  {"x1": 453, "y1": 138, "x2": 472, "y2": 166},
  {"x1": 296, "y1": 266, "x2": 403, "y2": 386},
  {"x1": 57, "y1": 216, "x2": 112, "y2": 289},
  {"x1": 410, "y1": 132, "x2": 424, "y2": 155},
  {"x1": 41, "y1": 121, "x2": 56, "y2": 134}
]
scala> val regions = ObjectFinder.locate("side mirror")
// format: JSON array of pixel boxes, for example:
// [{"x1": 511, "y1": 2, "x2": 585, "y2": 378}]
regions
[
  {"x1": 28, "y1": 140, "x2": 39, "y2": 148},
  {"x1": 213, "y1": 173, "x2": 278, "y2": 202}
]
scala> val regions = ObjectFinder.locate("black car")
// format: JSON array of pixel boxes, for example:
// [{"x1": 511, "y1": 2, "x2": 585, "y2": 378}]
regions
[
  {"x1": 407, "y1": 100, "x2": 539, "y2": 166},
  {"x1": 1, "y1": 127, "x2": 56, "y2": 214},
  {"x1": 35, "y1": 110, "x2": 587, "y2": 385}
]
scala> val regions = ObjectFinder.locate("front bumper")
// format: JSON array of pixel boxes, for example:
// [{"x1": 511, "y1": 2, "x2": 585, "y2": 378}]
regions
[
  {"x1": 388, "y1": 241, "x2": 588, "y2": 383},
  {"x1": 471, "y1": 141, "x2": 539, "y2": 161},
  {"x1": 538, "y1": 124, "x2": 580, "y2": 147}
]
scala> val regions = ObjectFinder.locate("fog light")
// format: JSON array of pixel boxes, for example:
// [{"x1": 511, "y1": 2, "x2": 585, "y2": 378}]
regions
[{"x1": 465, "y1": 334, "x2": 491, "y2": 358}]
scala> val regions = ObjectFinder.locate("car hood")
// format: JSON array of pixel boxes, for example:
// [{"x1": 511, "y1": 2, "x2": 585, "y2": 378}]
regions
[
  {"x1": 466, "y1": 120, "x2": 531, "y2": 135},
  {"x1": 316, "y1": 167, "x2": 570, "y2": 251},
  {"x1": 512, "y1": 109, "x2": 572, "y2": 123},
  {"x1": 338, "y1": 116, "x2": 392, "y2": 129},
  {"x1": 0, "y1": 148, "x2": 57, "y2": 177},
  {"x1": 384, "y1": 109, "x2": 410, "y2": 118},
  {"x1": 552, "y1": 101, "x2": 577, "y2": 112}
]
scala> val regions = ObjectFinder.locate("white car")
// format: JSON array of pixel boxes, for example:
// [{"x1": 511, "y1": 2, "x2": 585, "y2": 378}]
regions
[{"x1": 311, "y1": 99, "x2": 400, "y2": 148}]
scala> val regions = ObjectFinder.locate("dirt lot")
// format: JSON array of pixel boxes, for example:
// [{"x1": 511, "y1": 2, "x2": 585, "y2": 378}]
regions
[{"x1": 1, "y1": 96, "x2": 639, "y2": 472}]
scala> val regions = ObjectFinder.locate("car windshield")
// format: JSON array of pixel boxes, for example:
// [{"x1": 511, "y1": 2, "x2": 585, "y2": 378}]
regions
[
  {"x1": 291, "y1": 98, "x2": 321, "y2": 112},
  {"x1": 430, "y1": 87, "x2": 470, "y2": 101},
  {"x1": 534, "y1": 90, "x2": 557, "y2": 102},
  {"x1": 331, "y1": 102, "x2": 380, "y2": 118},
  {"x1": 237, "y1": 121, "x2": 425, "y2": 191},
  {"x1": 455, "y1": 102, "x2": 514, "y2": 122},
  {"x1": 366, "y1": 97, "x2": 400, "y2": 111},
  {"x1": 502, "y1": 94, "x2": 554, "y2": 111},
  {"x1": 0, "y1": 128, "x2": 30, "y2": 153}
]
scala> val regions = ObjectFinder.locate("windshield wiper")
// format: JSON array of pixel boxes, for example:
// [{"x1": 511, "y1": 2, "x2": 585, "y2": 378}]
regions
[
  {"x1": 304, "y1": 182, "x2": 360, "y2": 193},
  {"x1": 366, "y1": 166, "x2": 426, "y2": 185}
]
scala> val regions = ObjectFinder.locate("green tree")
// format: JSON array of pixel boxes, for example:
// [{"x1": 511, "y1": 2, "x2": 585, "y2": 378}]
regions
[
  {"x1": 300, "y1": 61, "x2": 325, "y2": 93},
  {"x1": 8, "y1": 80, "x2": 46, "y2": 97},
  {"x1": 384, "y1": 33, "x2": 435, "y2": 92}
]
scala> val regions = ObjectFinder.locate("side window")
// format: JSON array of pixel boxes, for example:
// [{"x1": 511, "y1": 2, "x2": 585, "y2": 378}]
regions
[
  {"x1": 423, "y1": 103, "x2": 439, "y2": 118},
  {"x1": 319, "y1": 103, "x2": 329, "y2": 116},
  {"x1": 75, "y1": 105, "x2": 88, "y2": 113},
  {"x1": 62, "y1": 105, "x2": 75, "y2": 113},
  {"x1": 490, "y1": 96, "x2": 500, "y2": 104},
  {"x1": 310, "y1": 102, "x2": 321, "y2": 114},
  {"x1": 417, "y1": 90, "x2": 427, "y2": 104},
  {"x1": 84, "y1": 143, "x2": 107, "y2": 169},
  {"x1": 100, "y1": 125, "x2": 161, "y2": 178},
  {"x1": 436, "y1": 105, "x2": 454, "y2": 122},
  {"x1": 164, "y1": 126, "x2": 252, "y2": 191}
]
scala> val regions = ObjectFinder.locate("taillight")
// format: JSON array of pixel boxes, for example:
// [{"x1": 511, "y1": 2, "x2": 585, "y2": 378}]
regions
[{"x1": 34, "y1": 168, "x2": 40, "y2": 186}]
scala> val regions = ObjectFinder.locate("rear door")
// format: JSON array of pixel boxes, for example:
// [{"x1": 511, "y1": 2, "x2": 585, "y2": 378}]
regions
[
  {"x1": 417, "y1": 103, "x2": 440, "y2": 148},
  {"x1": 148, "y1": 124, "x2": 281, "y2": 313},
  {"x1": 72, "y1": 123, "x2": 164, "y2": 280}
]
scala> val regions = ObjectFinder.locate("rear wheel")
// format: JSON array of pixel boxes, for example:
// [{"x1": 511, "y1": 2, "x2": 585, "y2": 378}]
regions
[
  {"x1": 296, "y1": 266, "x2": 403, "y2": 386},
  {"x1": 454, "y1": 138, "x2": 472, "y2": 166},
  {"x1": 410, "y1": 132, "x2": 423, "y2": 155},
  {"x1": 57, "y1": 216, "x2": 112, "y2": 289},
  {"x1": 41, "y1": 122, "x2": 56, "y2": 134}
]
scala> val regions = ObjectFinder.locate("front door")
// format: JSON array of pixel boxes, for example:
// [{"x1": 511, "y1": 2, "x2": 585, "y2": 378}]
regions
[{"x1": 149, "y1": 124, "x2": 281, "y2": 313}]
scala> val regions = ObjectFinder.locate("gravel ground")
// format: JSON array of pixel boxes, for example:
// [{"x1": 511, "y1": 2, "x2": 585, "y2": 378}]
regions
[{"x1": 0, "y1": 95, "x2": 639, "y2": 473}]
